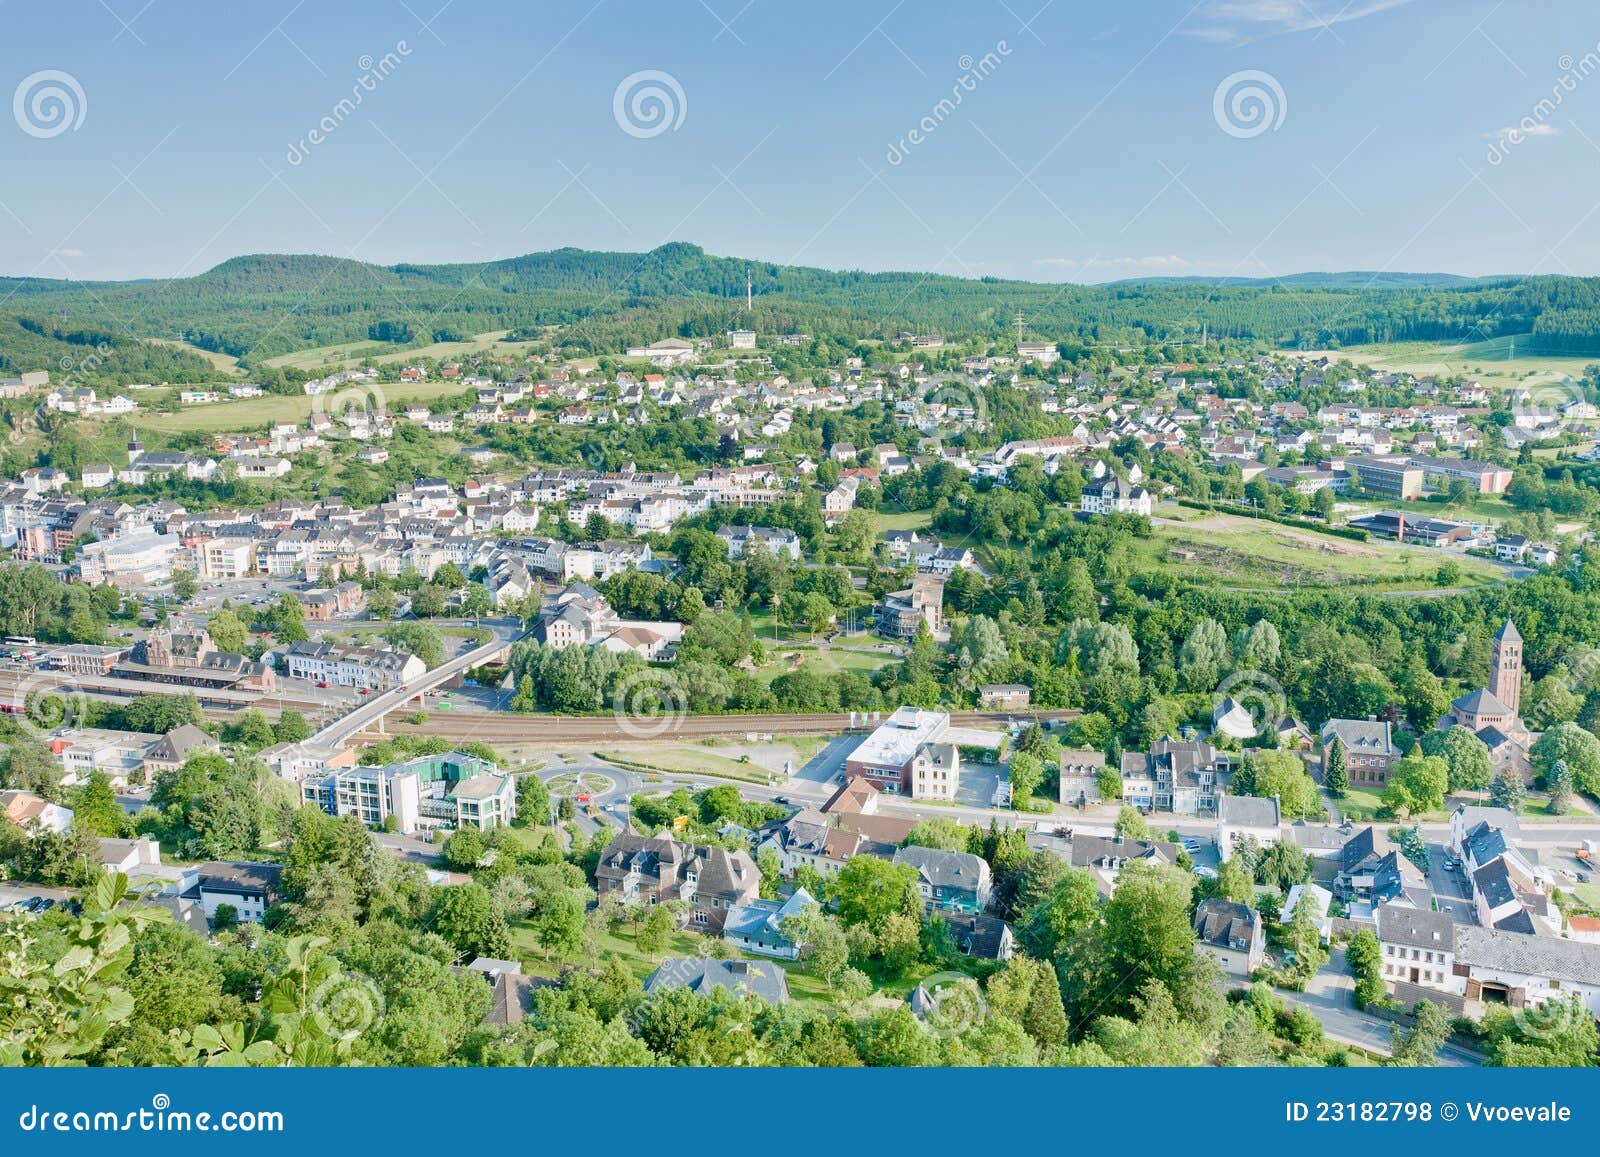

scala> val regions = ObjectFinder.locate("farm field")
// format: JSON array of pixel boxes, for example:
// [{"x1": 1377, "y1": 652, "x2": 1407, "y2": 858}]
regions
[
  {"x1": 127, "y1": 379, "x2": 471, "y2": 432},
  {"x1": 263, "y1": 329, "x2": 542, "y2": 371},
  {"x1": 1307, "y1": 336, "x2": 1599, "y2": 392},
  {"x1": 145, "y1": 338, "x2": 245, "y2": 375},
  {"x1": 1147, "y1": 506, "x2": 1506, "y2": 593}
]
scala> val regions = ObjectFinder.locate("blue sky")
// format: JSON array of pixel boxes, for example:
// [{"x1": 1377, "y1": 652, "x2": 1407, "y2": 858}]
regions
[{"x1": 2, "y1": 0, "x2": 1599, "y2": 283}]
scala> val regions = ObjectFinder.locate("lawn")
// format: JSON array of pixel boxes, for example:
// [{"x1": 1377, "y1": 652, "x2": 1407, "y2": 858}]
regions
[
  {"x1": 1145, "y1": 508, "x2": 1505, "y2": 593},
  {"x1": 871, "y1": 509, "x2": 933, "y2": 533},
  {"x1": 752, "y1": 642, "x2": 898, "y2": 685},
  {"x1": 598, "y1": 745, "x2": 783, "y2": 784}
]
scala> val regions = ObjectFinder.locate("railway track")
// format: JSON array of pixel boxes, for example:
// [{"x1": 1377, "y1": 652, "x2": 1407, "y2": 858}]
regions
[{"x1": 348, "y1": 708, "x2": 1081, "y2": 743}]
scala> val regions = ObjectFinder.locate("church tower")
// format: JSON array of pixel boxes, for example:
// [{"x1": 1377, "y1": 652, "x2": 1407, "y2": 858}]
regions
[{"x1": 1490, "y1": 619, "x2": 1522, "y2": 718}]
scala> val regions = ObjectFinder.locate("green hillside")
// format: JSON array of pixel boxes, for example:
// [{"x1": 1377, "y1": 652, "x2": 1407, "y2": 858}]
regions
[{"x1": 8, "y1": 243, "x2": 1600, "y2": 370}]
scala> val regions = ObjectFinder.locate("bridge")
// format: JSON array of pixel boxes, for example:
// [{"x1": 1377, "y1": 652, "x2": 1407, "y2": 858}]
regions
[{"x1": 308, "y1": 623, "x2": 522, "y2": 749}]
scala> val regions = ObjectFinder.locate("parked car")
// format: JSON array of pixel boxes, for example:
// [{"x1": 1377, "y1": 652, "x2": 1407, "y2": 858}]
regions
[
  {"x1": 1192, "y1": 866, "x2": 1218, "y2": 879},
  {"x1": 1181, "y1": 837, "x2": 1203, "y2": 852}
]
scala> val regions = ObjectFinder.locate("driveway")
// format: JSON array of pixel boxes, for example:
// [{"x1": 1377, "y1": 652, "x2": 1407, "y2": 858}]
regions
[{"x1": 1425, "y1": 840, "x2": 1476, "y2": 925}]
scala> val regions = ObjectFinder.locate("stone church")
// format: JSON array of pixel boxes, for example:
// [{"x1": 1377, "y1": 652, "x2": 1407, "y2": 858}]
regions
[{"x1": 1444, "y1": 619, "x2": 1534, "y2": 781}]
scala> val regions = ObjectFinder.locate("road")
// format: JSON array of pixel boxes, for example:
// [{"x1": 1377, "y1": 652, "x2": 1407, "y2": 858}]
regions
[
  {"x1": 1278, "y1": 950, "x2": 1481, "y2": 1066},
  {"x1": 309, "y1": 620, "x2": 522, "y2": 747}
]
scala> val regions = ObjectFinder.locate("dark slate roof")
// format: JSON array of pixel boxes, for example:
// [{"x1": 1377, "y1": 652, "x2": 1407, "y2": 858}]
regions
[
  {"x1": 1375, "y1": 903, "x2": 1454, "y2": 952},
  {"x1": 1454, "y1": 924, "x2": 1600, "y2": 985},
  {"x1": 645, "y1": 958, "x2": 789, "y2": 1004},
  {"x1": 1464, "y1": 821, "x2": 1509, "y2": 868},
  {"x1": 1192, "y1": 899, "x2": 1261, "y2": 950},
  {"x1": 891, "y1": 845, "x2": 989, "y2": 892}
]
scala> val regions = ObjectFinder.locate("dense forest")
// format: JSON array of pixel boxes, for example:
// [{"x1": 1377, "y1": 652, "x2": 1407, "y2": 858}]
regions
[{"x1": 10, "y1": 243, "x2": 1600, "y2": 371}]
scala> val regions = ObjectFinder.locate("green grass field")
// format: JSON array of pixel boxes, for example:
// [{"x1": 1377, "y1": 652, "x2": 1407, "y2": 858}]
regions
[
  {"x1": 263, "y1": 329, "x2": 543, "y2": 372},
  {"x1": 1312, "y1": 337, "x2": 1599, "y2": 393},
  {"x1": 145, "y1": 338, "x2": 245, "y2": 376},
  {"x1": 871, "y1": 509, "x2": 934, "y2": 533},
  {"x1": 126, "y1": 379, "x2": 471, "y2": 432},
  {"x1": 753, "y1": 642, "x2": 899, "y2": 685},
  {"x1": 598, "y1": 745, "x2": 781, "y2": 783},
  {"x1": 1148, "y1": 507, "x2": 1504, "y2": 593}
]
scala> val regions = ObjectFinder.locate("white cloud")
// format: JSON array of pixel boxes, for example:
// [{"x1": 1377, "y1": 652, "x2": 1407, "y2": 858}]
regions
[
  {"x1": 1190, "y1": 0, "x2": 1414, "y2": 43},
  {"x1": 1485, "y1": 123, "x2": 1558, "y2": 140}
]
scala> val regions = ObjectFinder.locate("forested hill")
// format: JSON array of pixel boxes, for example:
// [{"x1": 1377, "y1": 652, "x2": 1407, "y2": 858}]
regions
[{"x1": 5, "y1": 242, "x2": 1600, "y2": 368}]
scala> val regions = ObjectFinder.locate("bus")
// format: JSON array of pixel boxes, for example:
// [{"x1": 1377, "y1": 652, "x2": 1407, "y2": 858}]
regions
[{"x1": 3, "y1": 636, "x2": 36, "y2": 647}]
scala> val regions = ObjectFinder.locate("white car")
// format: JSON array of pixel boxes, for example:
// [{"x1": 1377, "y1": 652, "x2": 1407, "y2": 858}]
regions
[{"x1": 1192, "y1": 865, "x2": 1218, "y2": 879}]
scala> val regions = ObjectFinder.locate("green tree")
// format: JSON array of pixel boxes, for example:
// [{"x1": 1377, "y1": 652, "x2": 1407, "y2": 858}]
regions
[
  {"x1": 1346, "y1": 928, "x2": 1385, "y2": 1008},
  {"x1": 636, "y1": 903, "x2": 674, "y2": 958},
  {"x1": 1389, "y1": 999, "x2": 1452, "y2": 1066},
  {"x1": 515, "y1": 774, "x2": 551, "y2": 826},
  {"x1": 1008, "y1": 751, "x2": 1045, "y2": 808},
  {"x1": 206, "y1": 607, "x2": 250, "y2": 654},
  {"x1": 1424, "y1": 725, "x2": 1494, "y2": 793},
  {"x1": 534, "y1": 889, "x2": 586, "y2": 959},
  {"x1": 442, "y1": 826, "x2": 486, "y2": 871},
  {"x1": 1382, "y1": 752, "x2": 1449, "y2": 817},
  {"x1": 1532, "y1": 722, "x2": 1600, "y2": 795},
  {"x1": 431, "y1": 882, "x2": 512, "y2": 958},
  {"x1": 1322, "y1": 737, "x2": 1347, "y2": 798},
  {"x1": 0, "y1": 873, "x2": 169, "y2": 1065},
  {"x1": 827, "y1": 856, "x2": 921, "y2": 929},
  {"x1": 1489, "y1": 766, "x2": 1527, "y2": 812},
  {"x1": 70, "y1": 770, "x2": 125, "y2": 837},
  {"x1": 1114, "y1": 805, "x2": 1150, "y2": 841},
  {"x1": 273, "y1": 709, "x2": 311, "y2": 744},
  {"x1": 1547, "y1": 759, "x2": 1574, "y2": 815},
  {"x1": 1023, "y1": 963, "x2": 1068, "y2": 1048}
]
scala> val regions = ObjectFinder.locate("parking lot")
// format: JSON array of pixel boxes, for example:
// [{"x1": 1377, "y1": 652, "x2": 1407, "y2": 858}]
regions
[{"x1": 0, "y1": 880, "x2": 75, "y2": 914}]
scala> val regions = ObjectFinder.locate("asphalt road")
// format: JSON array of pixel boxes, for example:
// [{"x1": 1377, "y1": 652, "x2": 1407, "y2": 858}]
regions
[{"x1": 1278, "y1": 950, "x2": 1480, "y2": 1066}]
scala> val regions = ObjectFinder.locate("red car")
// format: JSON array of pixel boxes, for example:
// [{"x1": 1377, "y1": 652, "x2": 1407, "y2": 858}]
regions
[
  {"x1": 575, "y1": 793, "x2": 592, "y2": 803},
  {"x1": 316, "y1": 681, "x2": 329, "y2": 688},
  {"x1": 358, "y1": 688, "x2": 372, "y2": 695}
]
